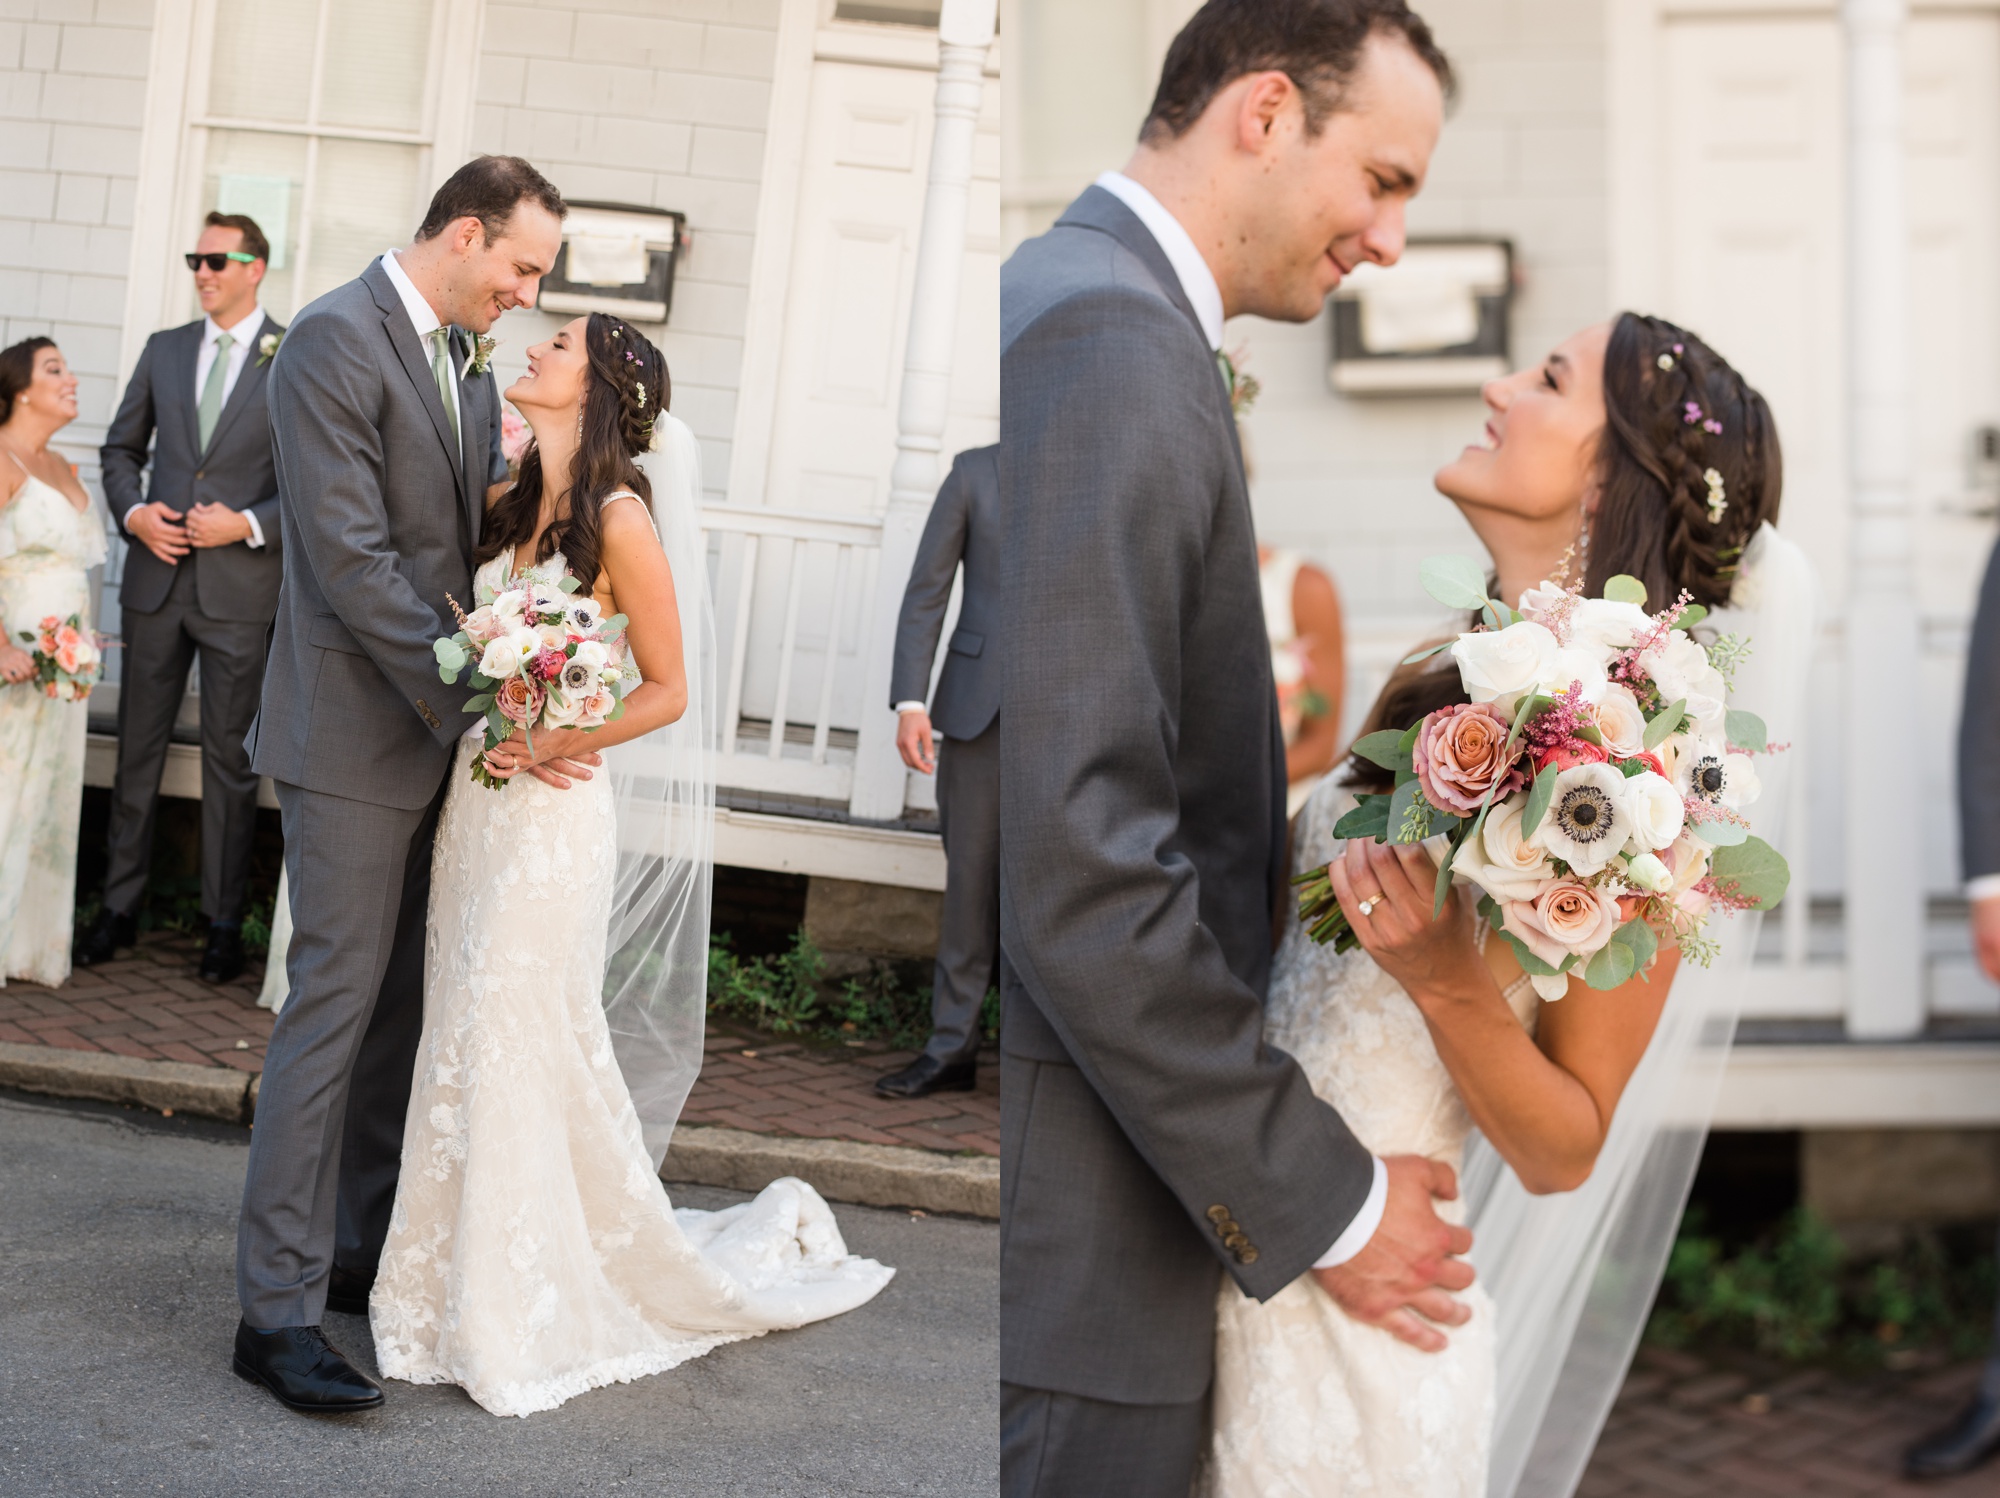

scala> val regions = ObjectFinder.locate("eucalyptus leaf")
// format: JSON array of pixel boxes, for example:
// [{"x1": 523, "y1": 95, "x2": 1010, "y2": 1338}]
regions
[
  {"x1": 1642, "y1": 698, "x2": 1687, "y2": 752},
  {"x1": 604, "y1": 613, "x2": 629, "y2": 633},
  {"x1": 1481, "y1": 601, "x2": 1505, "y2": 634},
  {"x1": 1351, "y1": 730, "x2": 1409, "y2": 772},
  {"x1": 1521, "y1": 764, "x2": 1558, "y2": 836},
  {"x1": 1478, "y1": 893, "x2": 1507, "y2": 933},
  {"x1": 1496, "y1": 927, "x2": 1570, "y2": 977},
  {"x1": 1692, "y1": 818, "x2": 1749, "y2": 847},
  {"x1": 1603, "y1": 574, "x2": 1648, "y2": 606},
  {"x1": 1617, "y1": 916, "x2": 1660, "y2": 973},
  {"x1": 1726, "y1": 708, "x2": 1768, "y2": 754},
  {"x1": 557, "y1": 575, "x2": 582, "y2": 594},
  {"x1": 470, "y1": 672, "x2": 494, "y2": 691},
  {"x1": 464, "y1": 693, "x2": 495, "y2": 715},
  {"x1": 1387, "y1": 778, "x2": 1427, "y2": 844},
  {"x1": 1574, "y1": 723, "x2": 1604, "y2": 746},
  {"x1": 1333, "y1": 795, "x2": 1393, "y2": 843},
  {"x1": 1678, "y1": 604, "x2": 1708, "y2": 631},
  {"x1": 1401, "y1": 641, "x2": 1454, "y2": 666},
  {"x1": 1420, "y1": 555, "x2": 1490, "y2": 611},
  {"x1": 432, "y1": 637, "x2": 467, "y2": 670},
  {"x1": 1709, "y1": 835, "x2": 1791, "y2": 909},
  {"x1": 437, "y1": 665, "x2": 453, "y2": 684},
  {"x1": 1396, "y1": 719, "x2": 1424, "y2": 757},
  {"x1": 1585, "y1": 939, "x2": 1638, "y2": 990},
  {"x1": 1432, "y1": 834, "x2": 1459, "y2": 918}
]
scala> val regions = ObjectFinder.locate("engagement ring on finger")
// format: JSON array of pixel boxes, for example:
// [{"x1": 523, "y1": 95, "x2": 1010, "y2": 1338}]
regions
[{"x1": 1357, "y1": 896, "x2": 1380, "y2": 917}]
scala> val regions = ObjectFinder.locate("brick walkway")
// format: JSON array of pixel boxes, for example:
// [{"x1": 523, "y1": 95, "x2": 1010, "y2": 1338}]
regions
[
  {"x1": 0, "y1": 932, "x2": 998, "y2": 1156},
  {"x1": 1584, "y1": 1347, "x2": 2000, "y2": 1496}
]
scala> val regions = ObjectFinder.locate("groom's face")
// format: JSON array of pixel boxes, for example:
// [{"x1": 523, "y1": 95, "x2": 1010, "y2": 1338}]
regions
[
  {"x1": 1236, "y1": 34, "x2": 1444, "y2": 322},
  {"x1": 443, "y1": 203, "x2": 565, "y2": 334}
]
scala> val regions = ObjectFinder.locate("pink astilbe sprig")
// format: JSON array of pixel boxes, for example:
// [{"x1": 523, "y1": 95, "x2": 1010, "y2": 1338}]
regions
[
  {"x1": 1524, "y1": 679, "x2": 1588, "y2": 752},
  {"x1": 1611, "y1": 588, "x2": 1697, "y2": 689},
  {"x1": 1682, "y1": 796, "x2": 1750, "y2": 830},
  {"x1": 1520, "y1": 575, "x2": 1587, "y2": 646},
  {"x1": 444, "y1": 592, "x2": 473, "y2": 631},
  {"x1": 1692, "y1": 875, "x2": 1760, "y2": 913}
]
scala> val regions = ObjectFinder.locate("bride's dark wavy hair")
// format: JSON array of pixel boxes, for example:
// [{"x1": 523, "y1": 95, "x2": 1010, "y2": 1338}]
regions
[
  {"x1": 1342, "y1": 311, "x2": 1784, "y2": 794},
  {"x1": 475, "y1": 311, "x2": 669, "y2": 591}
]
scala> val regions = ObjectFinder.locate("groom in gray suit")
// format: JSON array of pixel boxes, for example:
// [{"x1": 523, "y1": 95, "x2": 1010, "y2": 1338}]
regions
[
  {"x1": 1000, "y1": 4, "x2": 1467, "y2": 1491},
  {"x1": 232, "y1": 156, "x2": 577, "y2": 1413}
]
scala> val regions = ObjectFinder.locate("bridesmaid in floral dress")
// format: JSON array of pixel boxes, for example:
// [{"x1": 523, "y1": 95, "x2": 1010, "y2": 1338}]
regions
[{"x1": 0, "y1": 338, "x2": 105, "y2": 986}]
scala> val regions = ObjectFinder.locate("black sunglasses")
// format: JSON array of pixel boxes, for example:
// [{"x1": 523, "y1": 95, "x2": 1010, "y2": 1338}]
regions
[{"x1": 186, "y1": 251, "x2": 259, "y2": 272}]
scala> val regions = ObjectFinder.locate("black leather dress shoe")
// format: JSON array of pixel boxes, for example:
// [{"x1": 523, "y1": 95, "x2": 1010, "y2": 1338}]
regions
[
  {"x1": 873, "y1": 1054, "x2": 977, "y2": 1099},
  {"x1": 73, "y1": 908, "x2": 134, "y2": 967},
  {"x1": 1907, "y1": 1389, "x2": 2000, "y2": 1478},
  {"x1": 324, "y1": 1263, "x2": 376, "y2": 1317},
  {"x1": 232, "y1": 1321, "x2": 384, "y2": 1414},
  {"x1": 199, "y1": 925, "x2": 245, "y2": 984}
]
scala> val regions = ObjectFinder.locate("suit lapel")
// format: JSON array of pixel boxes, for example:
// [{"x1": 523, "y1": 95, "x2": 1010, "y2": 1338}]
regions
[
  {"x1": 178, "y1": 321, "x2": 205, "y2": 460},
  {"x1": 367, "y1": 260, "x2": 466, "y2": 485},
  {"x1": 202, "y1": 312, "x2": 272, "y2": 458}
]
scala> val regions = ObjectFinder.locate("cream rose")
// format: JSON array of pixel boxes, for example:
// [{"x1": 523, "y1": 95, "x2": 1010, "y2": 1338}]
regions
[
  {"x1": 1536, "y1": 645, "x2": 1611, "y2": 706},
  {"x1": 1594, "y1": 684, "x2": 1648, "y2": 759},
  {"x1": 1452, "y1": 619, "x2": 1559, "y2": 707},
  {"x1": 478, "y1": 634, "x2": 526, "y2": 680},
  {"x1": 1452, "y1": 797, "x2": 1556, "y2": 901},
  {"x1": 1502, "y1": 879, "x2": 1623, "y2": 971},
  {"x1": 1625, "y1": 851, "x2": 1674, "y2": 894},
  {"x1": 1623, "y1": 770, "x2": 1686, "y2": 851},
  {"x1": 541, "y1": 688, "x2": 583, "y2": 727},
  {"x1": 1568, "y1": 597, "x2": 1654, "y2": 658}
]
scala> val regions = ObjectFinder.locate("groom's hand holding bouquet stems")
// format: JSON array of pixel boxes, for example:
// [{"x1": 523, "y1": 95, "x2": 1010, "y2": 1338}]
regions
[{"x1": 1296, "y1": 556, "x2": 1791, "y2": 997}]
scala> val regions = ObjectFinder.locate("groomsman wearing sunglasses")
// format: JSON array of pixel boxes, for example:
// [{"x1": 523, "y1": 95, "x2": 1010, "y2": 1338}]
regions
[{"x1": 80, "y1": 212, "x2": 286, "y2": 983}]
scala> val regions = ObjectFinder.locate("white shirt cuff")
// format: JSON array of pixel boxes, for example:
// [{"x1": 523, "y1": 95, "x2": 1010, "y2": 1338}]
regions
[
  {"x1": 1313, "y1": 1156, "x2": 1389, "y2": 1270},
  {"x1": 123, "y1": 503, "x2": 145, "y2": 531},
  {"x1": 242, "y1": 509, "x2": 265, "y2": 549},
  {"x1": 894, "y1": 701, "x2": 928, "y2": 715},
  {"x1": 1968, "y1": 874, "x2": 2000, "y2": 904}
]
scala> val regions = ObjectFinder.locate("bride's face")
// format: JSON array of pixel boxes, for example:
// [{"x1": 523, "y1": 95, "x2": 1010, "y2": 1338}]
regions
[
  {"x1": 506, "y1": 317, "x2": 591, "y2": 422},
  {"x1": 1434, "y1": 322, "x2": 1611, "y2": 526}
]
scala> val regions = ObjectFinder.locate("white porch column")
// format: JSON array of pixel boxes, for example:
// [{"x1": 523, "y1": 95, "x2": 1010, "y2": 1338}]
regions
[
  {"x1": 848, "y1": 0, "x2": 998, "y2": 821},
  {"x1": 1842, "y1": 0, "x2": 1925, "y2": 1038}
]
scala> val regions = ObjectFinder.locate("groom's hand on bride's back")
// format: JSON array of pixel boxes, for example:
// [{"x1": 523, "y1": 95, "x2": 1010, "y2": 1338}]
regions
[{"x1": 1311, "y1": 1155, "x2": 1475, "y2": 1353}]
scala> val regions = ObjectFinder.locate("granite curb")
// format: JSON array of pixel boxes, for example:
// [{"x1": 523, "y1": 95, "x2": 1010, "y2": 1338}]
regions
[{"x1": 0, "y1": 1043, "x2": 1000, "y2": 1219}]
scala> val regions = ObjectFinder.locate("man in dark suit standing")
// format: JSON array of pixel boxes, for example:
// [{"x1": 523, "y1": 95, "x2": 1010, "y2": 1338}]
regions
[
  {"x1": 877, "y1": 443, "x2": 999, "y2": 1099},
  {"x1": 82, "y1": 212, "x2": 285, "y2": 984}
]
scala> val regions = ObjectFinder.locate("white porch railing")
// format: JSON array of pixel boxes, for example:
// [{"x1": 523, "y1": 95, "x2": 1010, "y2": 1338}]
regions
[{"x1": 700, "y1": 503, "x2": 898, "y2": 812}]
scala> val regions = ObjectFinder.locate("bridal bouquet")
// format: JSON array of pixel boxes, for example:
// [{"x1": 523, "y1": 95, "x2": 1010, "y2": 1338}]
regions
[
  {"x1": 431, "y1": 556, "x2": 634, "y2": 789},
  {"x1": 1294, "y1": 558, "x2": 1790, "y2": 999},
  {"x1": 16, "y1": 613, "x2": 104, "y2": 700}
]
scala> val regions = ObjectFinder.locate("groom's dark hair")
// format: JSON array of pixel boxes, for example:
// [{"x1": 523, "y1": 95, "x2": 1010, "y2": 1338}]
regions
[
  {"x1": 415, "y1": 155, "x2": 567, "y2": 244},
  {"x1": 1141, "y1": 0, "x2": 1452, "y2": 143}
]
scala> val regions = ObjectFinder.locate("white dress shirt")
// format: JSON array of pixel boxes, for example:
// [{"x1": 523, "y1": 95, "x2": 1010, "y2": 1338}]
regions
[
  {"x1": 1968, "y1": 873, "x2": 2000, "y2": 903},
  {"x1": 380, "y1": 248, "x2": 463, "y2": 443},
  {"x1": 1094, "y1": 169, "x2": 1390, "y2": 1271},
  {"x1": 127, "y1": 302, "x2": 270, "y2": 547}
]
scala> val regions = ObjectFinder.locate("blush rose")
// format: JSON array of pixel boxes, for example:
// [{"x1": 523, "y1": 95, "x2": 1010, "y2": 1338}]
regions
[
  {"x1": 1501, "y1": 879, "x2": 1623, "y2": 971},
  {"x1": 1414, "y1": 702, "x2": 1527, "y2": 815}
]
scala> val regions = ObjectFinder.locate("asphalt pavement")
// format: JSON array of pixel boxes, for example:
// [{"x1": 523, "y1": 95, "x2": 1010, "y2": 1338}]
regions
[{"x1": 0, "y1": 1088, "x2": 998, "y2": 1497}]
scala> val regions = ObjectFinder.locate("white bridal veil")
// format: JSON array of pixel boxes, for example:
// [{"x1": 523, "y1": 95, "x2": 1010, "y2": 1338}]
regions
[
  {"x1": 601, "y1": 411, "x2": 717, "y2": 1167},
  {"x1": 1472, "y1": 522, "x2": 1818, "y2": 1497}
]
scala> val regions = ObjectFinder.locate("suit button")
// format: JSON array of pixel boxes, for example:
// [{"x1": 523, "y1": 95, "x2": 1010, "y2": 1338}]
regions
[
  {"x1": 1224, "y1": 1233, "x2": 1250, "y2": 1253},
  {"x1": 1206, "y1": 1205, "x2": 1230, "y2": 1225},
  {"x1": 1216, "y1": 1219, "x2": 1241, "y2": 1238},
  {"x1": 1239, "y1": 1248, "x2": 1259, "y2": 1265},
  {"x1": 195, "y1": 469, "x2": 204, "y2": 479}
]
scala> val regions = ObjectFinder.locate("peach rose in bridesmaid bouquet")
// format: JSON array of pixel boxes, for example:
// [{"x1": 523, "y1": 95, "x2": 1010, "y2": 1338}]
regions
[
  {"x1": 1414, "y1": 702, "x2": 1528, "y2": 815},
  {"x1": 1501, "y1": 879, "x2": 1623, "y2": 972}
]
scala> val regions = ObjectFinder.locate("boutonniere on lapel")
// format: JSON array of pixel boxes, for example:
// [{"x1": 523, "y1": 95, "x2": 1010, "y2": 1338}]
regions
[
  {"x1": 1217, "y1": 346, "x2": 1260, "y2": 418},
  {"x1": 254, "y1": 331, "x2": 283, "y2": 368},
  {"x1": 465, "y1": 334, "x2": 498, "y2": 378}
]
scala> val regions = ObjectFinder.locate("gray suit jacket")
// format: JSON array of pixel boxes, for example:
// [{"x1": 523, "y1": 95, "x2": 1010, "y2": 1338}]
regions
[
  {"x1": 999, "y1": 187, "x2": 1376, "y2": 1402},
  {"x1": 890, "y1": 443, "x2": 998, "y2": 741},
  {"x1": 249, "y1": 258, "x2": 507, "y2": 810},
  {"x1": 101, "y1": 314, "x2": 286, "y2": 622},
  {"x1": 1962, "y1": 538, "x2": 2000, "y2": 880}
]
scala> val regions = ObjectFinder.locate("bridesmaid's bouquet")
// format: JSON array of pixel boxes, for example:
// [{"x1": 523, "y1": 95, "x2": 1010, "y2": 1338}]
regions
[
  {"x1": 431, "y1": 555, "x2": 635, "y2": 789},
  {"x1": 17, "y1": 613, "x2": 103, "y2": 700},
  {"x1": 1294, "y1": 558, "x2": 1790, "y2": 999}
]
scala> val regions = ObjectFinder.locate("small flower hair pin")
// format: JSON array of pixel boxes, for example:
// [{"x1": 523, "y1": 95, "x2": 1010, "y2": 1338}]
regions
[
  {"x1": 634, "y1": 380, "x2": 647, "y2": 406},
  {"x1": 1703, "y1": 467, "x2": 1728, "y2": 524},
  {"x1": 1657, "y1": 342, "x2": 1685, "y2": 371}
]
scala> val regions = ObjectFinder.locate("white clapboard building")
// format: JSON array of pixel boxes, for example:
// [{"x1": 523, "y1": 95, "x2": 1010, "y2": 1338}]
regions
[
  {"x1": 2, "y1": 0, "x2": 1000, "y2": 901},
  {"x1": 1010, "y1": 0, "x2": 2000, "y2": 1154}
]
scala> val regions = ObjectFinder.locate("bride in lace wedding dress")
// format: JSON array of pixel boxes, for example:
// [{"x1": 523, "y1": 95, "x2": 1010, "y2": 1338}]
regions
[
  {"x1": 369, "y1": 314, "x2": 891, "y2": 1418},
  {"x1": 1203, "y1": 313, "x2": 1813, "y2": 1497}
]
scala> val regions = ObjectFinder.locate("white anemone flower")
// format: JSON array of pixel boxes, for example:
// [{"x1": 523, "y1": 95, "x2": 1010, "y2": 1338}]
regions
[{"x1": 1530, "y1": 761, "x2": 1634, "y2": 875}]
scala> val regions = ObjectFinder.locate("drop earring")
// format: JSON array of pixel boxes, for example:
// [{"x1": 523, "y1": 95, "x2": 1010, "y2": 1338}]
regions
[{"x1": 1576, "y1": 502, "x2": 1593, "y2": 580}]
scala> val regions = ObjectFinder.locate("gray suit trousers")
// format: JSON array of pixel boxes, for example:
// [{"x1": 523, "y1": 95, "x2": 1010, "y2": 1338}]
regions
[
  {"x1": 928, "y1": 721, "x2": 999, "y2": 1062},
  {"x1": 1001, "y1": 1381, "x2": 1206, "y2": 1498},
  {"x1": 104, "y1": 563, "x2": 268, "y2": 923},
  {"x1": 235, "y1": 774, "x2": 445, "y2": 1328}
]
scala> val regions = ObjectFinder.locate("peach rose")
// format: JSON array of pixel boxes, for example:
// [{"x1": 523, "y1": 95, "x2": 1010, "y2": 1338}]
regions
[
  {"x1": 1501, "y1": 879, "x2": 1623, "y2": 970},
  {"x1": 1593, "y1": 684, "x2": 1649, "y2": 759},
  {"x1": 494, "y1": 673, "x2": 545, "y2": 726},
  {"x1": 1414, "y1": 702, "x2": 1527, "y2": 815}
]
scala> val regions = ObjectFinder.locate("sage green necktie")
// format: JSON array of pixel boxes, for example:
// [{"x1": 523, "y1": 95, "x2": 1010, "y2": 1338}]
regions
[
  {"x1": 197, "y1": 332, "x2": 234, "y2": 451},
  {"x1": 427, "y1": 328, "x2": 460, "y2": 446}
]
